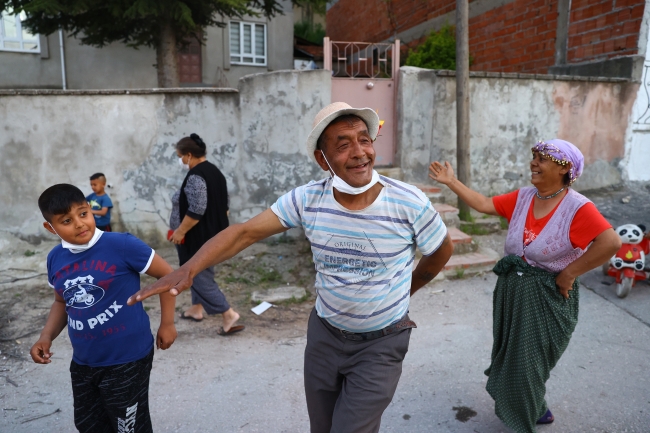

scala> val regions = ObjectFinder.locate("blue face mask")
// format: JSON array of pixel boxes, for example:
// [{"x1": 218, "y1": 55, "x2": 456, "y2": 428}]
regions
[{"x1": 320, "y1": 151, "x2": 380, "y2": 195}]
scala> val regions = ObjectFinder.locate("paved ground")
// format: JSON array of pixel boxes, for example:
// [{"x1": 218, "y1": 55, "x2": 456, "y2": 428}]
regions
[
  {"x1": 2, "y1": 268, "x2": 649, "y2": 433},
  {"x1": 2, "y1": 183, "x2": 650, "y2": 432}
]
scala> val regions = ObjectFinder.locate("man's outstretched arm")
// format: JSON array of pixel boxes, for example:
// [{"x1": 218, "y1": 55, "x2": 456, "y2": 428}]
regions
[
  {"x1": 128, "y1": 209, "x2": 288, "y2": 304},
  {"x1": 410, "y1": 233, "x2": 454, "y2": 297}
]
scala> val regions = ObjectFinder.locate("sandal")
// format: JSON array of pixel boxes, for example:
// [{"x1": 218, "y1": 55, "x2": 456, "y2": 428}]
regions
[
  {"x1": 179, "y1": 312, "x2": 203, "y2": 322},
  {"x1": 536, "y1": 409, "x2": 554, "y2": 424},
  {"x1": 217, "y1": 325, "x2": 245, "y2": 336}
]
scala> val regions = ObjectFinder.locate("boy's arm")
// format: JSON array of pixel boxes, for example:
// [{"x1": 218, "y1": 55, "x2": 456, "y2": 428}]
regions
[
  {"x1": 30, "y1": 292, "x2": 68, "y2": 364},
  {"x1": 144, "y1": 253, "x2": 177, "y2": 350},
  {"x1": 91, "y1": 207, "x2": 109, "y2": 216}
]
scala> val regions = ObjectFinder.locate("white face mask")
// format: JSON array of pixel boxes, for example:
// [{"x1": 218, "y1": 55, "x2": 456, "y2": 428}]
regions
[
  {"x1": 178, "y1": 156, "x2": 190, "y2": 170},
  {"x1": 320, "y1": 151, "x2": 380, "y2": 195},
  {"x1": 49, "y1": 223, "x2": 104, "y2": 254}
]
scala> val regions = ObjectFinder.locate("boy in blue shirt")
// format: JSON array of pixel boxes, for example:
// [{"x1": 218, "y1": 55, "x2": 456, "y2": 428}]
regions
[
  {"x1": 30, "y1": 184, "x2": 177, "y2": 433},
  {"x1": 87, "y1": 173, "x2": 113, "y2": 231}
]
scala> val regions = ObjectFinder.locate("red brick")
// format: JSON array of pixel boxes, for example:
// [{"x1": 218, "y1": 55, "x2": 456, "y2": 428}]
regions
[
  {"x1": 626, "y1": 35, "x2": 638, "y2": 49},
  {"x1": 631, "y1": 4, "x2": 644, "y2": 19}
]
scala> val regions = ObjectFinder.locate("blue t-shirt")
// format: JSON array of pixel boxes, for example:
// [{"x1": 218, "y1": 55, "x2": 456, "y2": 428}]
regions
[
  {"x1": 86, "y1": 192, "x2": 113, "y2": 226},
  {"x1": 47, "y1": 232, "x2": 155, "y2": 367}
]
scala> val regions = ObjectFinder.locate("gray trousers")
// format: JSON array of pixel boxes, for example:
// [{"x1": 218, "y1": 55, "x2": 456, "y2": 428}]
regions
[
  {"x1": 190, "y1": 266, "x2": 230, "y2": 314},
  {"x1": 304, "y1": 309, "x2": 411, "y2": 433},
  {"x1": 176, "y1": 247, "x2": 230, "y2": 314}
]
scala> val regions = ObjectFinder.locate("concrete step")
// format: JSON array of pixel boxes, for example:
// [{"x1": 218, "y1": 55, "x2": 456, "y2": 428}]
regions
[
  {"x1": 459, "y1": 216, "x2": 505, "y2": 234},
  {"x1": 433, "y1": 202, "x2": 460, "y2": 228},
  {"x1": 413, "y1": 246, "x2": 500, "y2": 282},
  {"x1": 409, "y1": 183, "x2": 443, "y2": 202},
  {"x1": 448, "y1": 227, "x2": 477, "y2": 255},
  {"x1": 376, "y1": 167, "x2": 403, "y2": 180},
  {"x1": 442, "y1": 247, "x2": 500, "y2": 278},
  {"x1": 416, "y1": 226, "x2": 477, "y2": 259}
]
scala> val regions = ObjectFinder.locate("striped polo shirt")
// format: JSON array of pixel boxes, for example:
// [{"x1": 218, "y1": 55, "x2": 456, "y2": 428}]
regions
[{"x1": 271, "y1": 175, "x2": 448, "y2": 332}]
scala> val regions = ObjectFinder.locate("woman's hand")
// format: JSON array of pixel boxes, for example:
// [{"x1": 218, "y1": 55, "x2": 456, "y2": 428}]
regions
[
  {"x1": 555, "y1": 270, "x2": 576, "y2": 299},
  {"x1": 428, "y1": 161, "x2": 456, "y2": 186},
  {"x1": 169, "y1": 229, "x2": 185, "y2": 245}
]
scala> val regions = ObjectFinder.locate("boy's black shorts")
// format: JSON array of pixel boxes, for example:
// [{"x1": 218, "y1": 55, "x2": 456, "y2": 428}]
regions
[
  {"x1": 96, "y1": 224, "x2": 112, "y2": 232},
  {"x1": 70, "y1": 348, "x2": 154, "y2": 433}
]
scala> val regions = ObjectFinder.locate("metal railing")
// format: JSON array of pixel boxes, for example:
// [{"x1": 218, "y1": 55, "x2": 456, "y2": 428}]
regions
[{"x1": 324, "y1": 38, "x2": 400, "y2": 79}]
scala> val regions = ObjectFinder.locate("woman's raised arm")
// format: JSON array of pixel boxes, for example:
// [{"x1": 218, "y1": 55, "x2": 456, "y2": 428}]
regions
[{"x1": 429, "y1": 161, "x2": 499, "y2": 216}]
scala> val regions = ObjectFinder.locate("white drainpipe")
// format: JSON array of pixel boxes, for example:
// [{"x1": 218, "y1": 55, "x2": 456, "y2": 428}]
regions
[{"x1": 58, "y1": 29, "x2": 67, "y2": 90}]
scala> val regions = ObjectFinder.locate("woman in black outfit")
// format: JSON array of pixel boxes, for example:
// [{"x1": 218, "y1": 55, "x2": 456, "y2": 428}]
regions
[{"x1": 169, "y1": 134, "x2": 244, "y2": 335}]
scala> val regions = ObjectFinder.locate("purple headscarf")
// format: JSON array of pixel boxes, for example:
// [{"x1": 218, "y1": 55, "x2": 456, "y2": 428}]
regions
[{"x1": 531, "y1": 139, "x2": 584, "y2": 185}]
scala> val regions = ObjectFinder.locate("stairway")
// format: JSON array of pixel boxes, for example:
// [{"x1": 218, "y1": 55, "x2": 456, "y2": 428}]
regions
[{"x1": 408, "y1": 183, "x2": 501, "y2": 279}]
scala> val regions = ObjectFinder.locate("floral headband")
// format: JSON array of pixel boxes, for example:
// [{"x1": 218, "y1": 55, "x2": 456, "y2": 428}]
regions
[{"x1": 531, "y1": 139, "x2": 584, "y2": 185}]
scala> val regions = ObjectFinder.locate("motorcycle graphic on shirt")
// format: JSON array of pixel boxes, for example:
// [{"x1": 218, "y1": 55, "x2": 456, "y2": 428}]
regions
[{"x1": 63, "y1": 275, "x2": 105, "y2": 309}]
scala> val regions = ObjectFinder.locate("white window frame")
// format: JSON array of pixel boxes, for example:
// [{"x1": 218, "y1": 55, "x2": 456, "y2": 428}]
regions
[
  {"x1": 229, "y1": 21, "x2": 267, "y2": 67},
  {"x1": 0, "y1": 9, "x2": 40, "y2": 53}
]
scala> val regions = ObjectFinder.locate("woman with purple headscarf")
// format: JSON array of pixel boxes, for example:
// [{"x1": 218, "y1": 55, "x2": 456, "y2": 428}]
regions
[{"x1": 429, "y1": 139, "x2": 621, "y2": 433}]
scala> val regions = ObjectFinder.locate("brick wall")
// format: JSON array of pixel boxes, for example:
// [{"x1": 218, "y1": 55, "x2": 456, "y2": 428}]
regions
[
  {"x1": 326, "y1": 0, "x2": 456, "y2": 43},
  {"x1": 567, "y1": 0, "x2": 645, "y2": 63},
  {"x1": 326, "y1": 0, "x2": 646, "y2": 74},
  {"x1": 468, "y1": 0, "x2": 557, "y2": 73}
]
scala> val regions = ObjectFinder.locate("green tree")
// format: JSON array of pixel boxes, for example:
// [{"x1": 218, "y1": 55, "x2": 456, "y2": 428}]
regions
[
  {"x1": 405, "y1": 25, "x2": 471, "y2": 70},
  {"x1": 1, "y1": 0, "x2": 285, "y2": 87}
]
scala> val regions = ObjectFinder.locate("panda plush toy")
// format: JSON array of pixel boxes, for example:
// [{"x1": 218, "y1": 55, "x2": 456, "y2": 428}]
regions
[{"x1": 611, "y1": 223, "x2": 647, "y2": 271}]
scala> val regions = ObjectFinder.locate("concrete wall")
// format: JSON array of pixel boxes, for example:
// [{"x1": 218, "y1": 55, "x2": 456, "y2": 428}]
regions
[
  {"x1": 0, "y1": 34, "x2": 64, "y2": 89},
  {"x1": 623, "y1": 4, "x2": 650, "y2": 182},
  {"x1": 203, "y1": 1, "x2": 295, "y2": 88},
  {"x1": 396, "y1": 66, "x2": 639, "y2": 200},
  {"x1": 0, "y1": 70, "x2": 331, "y2": 245},
  {"x1": 0, "y1": 2, "x2": 294, "y2": 90},
  {"x1": 1, "y1": 66, "x2": 642, "y2": 247}
]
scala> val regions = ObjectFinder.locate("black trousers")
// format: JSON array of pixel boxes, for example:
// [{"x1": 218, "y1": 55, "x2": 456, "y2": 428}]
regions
[
  {"x1": 304, "y1": 309, "x2": 411, "y2": 433},
  {"x1": 70, "y1": 348, "x2": 154, "y2": 433}
]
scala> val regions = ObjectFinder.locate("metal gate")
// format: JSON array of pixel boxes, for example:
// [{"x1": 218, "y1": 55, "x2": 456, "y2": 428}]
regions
[{"x1": 324, "y1": 38, "x2": 400, "y2": 166}]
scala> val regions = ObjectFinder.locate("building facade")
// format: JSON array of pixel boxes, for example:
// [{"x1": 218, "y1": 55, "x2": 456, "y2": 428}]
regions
[
  {"x1": 326, "y1": 0, "x2": 648, "y2": 80},
  {"x1": 0, "y1": 2, "x2": 294, "y2": 89}
]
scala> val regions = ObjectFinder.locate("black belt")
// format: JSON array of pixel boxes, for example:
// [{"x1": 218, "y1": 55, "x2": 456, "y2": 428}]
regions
[{"x1": 321, "y1": 315, "x2": 417, "y2": 341}]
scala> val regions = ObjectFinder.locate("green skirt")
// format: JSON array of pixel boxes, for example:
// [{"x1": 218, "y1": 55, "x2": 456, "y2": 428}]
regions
[{"x1": 485, "y1": 255, "x2": 579, "y2": 433}]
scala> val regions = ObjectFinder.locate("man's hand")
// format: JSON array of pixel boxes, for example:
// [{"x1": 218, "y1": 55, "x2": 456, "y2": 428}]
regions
[
  {"x1": 30, "y1": 339, "x2": 54, "y2": 364},
  {"x1": 555, "y1": 269, "x2": 576, "y2": 299},
  {"x1": 156, "y1": 324, "x2": 177, "y2": 350},
  {"x1": 128, "y1": 267, "x2": 193, "y2": 305}
]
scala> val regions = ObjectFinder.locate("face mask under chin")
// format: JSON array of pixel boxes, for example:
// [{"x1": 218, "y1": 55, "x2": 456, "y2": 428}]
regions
[
  {"x1": 320, "y1": 151, "x2": 380, "y2": 195},
  {"x1": 49, "y1": 223, "x2": 103, "y2": 254}
]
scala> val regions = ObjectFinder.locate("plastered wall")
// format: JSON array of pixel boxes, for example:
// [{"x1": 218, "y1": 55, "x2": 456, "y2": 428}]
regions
[
  {"x1": 0, "y1": 70, "x2": 331, "y2": 245},
  {"x1": 396, "y1": 66, "x2": 638, "y2": 201}
]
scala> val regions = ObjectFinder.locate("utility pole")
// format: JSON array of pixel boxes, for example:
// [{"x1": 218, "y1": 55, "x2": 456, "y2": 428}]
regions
[{"x1": 456, "y1": 0, "x2": 471, "y2": 221}]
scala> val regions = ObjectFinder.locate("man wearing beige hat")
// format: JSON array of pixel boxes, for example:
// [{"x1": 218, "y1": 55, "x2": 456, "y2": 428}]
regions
[{"x1": 129, "y1": 102, "x2": 453, "y2": 432}]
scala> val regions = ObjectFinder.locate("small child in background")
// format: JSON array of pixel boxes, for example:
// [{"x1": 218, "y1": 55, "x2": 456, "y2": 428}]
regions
[
  {"x1": 31, "y1": 184, "x2": 177, "y2": 433},
  {"x1": 87, "y1": 173, "x2": 113, "y2": 231}
]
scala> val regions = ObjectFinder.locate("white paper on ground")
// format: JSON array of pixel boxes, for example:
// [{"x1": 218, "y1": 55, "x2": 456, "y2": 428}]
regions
[{"x1": 251, "y1": 301, "x2": 273, "y2": 315}]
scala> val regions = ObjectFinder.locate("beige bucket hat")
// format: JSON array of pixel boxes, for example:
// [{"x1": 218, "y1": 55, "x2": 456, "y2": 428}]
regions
[{"x1": 305, "y1": 102, "x2": 380, "y2": 162}]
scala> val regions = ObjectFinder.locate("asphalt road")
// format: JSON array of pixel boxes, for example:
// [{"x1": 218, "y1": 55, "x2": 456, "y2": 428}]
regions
[{"x1": 2, "y1": 269, "x2": 649, "y2": 433}]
